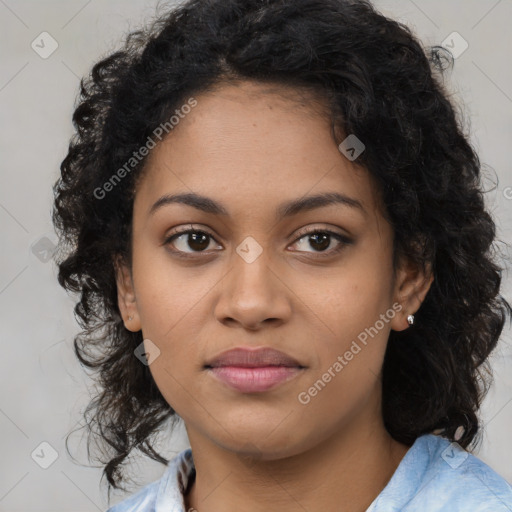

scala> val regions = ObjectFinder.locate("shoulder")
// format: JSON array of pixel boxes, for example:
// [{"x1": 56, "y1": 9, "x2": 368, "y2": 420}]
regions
[
  {"x1": 418, "y1": 435, "x2": 512, "y2": 511},
  {"x1": 369, "y1": 434, "x2": 512, "y2": 512},
  {"x1": 106, "y1": 448, "x2": 194, "y2": 512}
]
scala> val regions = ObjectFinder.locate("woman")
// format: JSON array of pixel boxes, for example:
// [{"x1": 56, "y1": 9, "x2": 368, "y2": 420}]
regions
[{"x1": 52, "y1": 0, "x2": 512, "y2": 510}]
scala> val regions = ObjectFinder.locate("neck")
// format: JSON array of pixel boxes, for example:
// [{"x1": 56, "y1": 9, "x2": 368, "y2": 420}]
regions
[{"x1": 184, "y1": 413, "x2": 409, "y2": 512}]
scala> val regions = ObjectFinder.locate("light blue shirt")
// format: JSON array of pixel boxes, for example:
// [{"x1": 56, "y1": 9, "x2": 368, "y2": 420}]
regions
[{"x1": 107, "y1": 433, "x2": 512, "y2": 511}]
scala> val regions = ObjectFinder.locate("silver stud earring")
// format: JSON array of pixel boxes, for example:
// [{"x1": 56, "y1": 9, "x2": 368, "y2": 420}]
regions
[
  {"x1": 128, "y1": 315, "x2": 133, "y2": 321},
  {"x1": 407, "y1": 314, "x2": 415, "y2": 326}
]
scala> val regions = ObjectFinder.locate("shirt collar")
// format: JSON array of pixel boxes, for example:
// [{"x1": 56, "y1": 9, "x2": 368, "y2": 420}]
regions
[{"x1": 155, "y1": 448, "x2": 195, "y2": 512}]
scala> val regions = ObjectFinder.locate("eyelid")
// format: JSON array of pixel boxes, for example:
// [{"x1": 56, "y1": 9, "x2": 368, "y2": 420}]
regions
[{"x1": 292, "y1": 225, "x2": 351, "y2": 242}]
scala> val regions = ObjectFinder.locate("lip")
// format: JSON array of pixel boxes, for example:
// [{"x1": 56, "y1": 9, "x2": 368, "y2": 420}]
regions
[
  {"x1": 205, "y1": 347, "x2": 304, "y2": 368},
  {"x1": 204, "y1": 347, "x2": 305, "y2": 393}
]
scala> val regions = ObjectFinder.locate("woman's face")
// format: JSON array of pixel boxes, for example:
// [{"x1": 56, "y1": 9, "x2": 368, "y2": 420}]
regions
[{"x1": 116, "y1": 81, "x2": 425, "y2": 459}]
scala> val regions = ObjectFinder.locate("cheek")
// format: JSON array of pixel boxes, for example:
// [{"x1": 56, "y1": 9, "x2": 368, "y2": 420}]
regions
[
  {"x1": 132, "y1": 266, "x2": 210, "y2": 412},
  {"x1": 131, "y1": 241, "x2": 213, "y2": 341},
  {"x1": 296, "y1": 284, "x2": 393, "y2": 423},
  {"x1": 313, "y1": 291, "x2": 392, "y2": 376},
  {"x1": 300, "y1": 250, "x2": 395, "y2": 372}
]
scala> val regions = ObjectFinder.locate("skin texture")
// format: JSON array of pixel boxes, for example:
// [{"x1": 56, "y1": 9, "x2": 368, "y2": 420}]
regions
[{"x1": 115, "y1": 81, "x2": 433, "y2": 512}]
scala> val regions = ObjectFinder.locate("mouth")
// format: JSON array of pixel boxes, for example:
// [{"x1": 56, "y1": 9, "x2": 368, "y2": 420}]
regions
[
  {"x1": 205, "y1": 346, "x2": 304, "y2": 368},
  {"x1": 204, "y1": 347, "x2": 305, "y2": 393}
]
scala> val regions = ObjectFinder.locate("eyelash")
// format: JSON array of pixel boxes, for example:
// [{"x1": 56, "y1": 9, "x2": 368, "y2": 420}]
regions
[{"x1": 163, "y1": 226, "x2": 353, "y2": 259}]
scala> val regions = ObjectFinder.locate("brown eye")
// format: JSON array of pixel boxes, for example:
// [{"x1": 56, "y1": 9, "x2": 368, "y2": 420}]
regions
[
  {"x1": 304, "y1": 232, "x2": 331, "y2": 251},
  {"x1": 291, "y1": 229, "x2": 353, "y2": 256},
  {"x1": 164, "y1": 229, "x2": 221, "y2": 254}
]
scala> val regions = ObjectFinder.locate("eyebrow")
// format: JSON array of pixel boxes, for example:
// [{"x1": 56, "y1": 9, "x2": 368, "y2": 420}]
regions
[{"x1": 149, "y1": 191, "x2": 366, "y2": 219}]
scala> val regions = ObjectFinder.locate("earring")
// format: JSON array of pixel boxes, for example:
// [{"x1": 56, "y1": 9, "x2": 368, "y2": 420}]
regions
[
  {"x1": 407, "y1": 314, "x2": 415, "y2": 326},
  {"x1": 128, "y1": 315, "x2": 133, "y2": 321}
]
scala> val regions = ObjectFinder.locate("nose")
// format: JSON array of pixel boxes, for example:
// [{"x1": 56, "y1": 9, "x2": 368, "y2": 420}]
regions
[{"x1": 213, "y1": 245, "x2": 292, "y2": 331}]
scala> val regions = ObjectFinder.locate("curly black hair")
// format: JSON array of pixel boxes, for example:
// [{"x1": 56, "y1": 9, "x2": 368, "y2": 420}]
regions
[{"x1": 52, "y1": 0, "x2": 511, "y2": 497}]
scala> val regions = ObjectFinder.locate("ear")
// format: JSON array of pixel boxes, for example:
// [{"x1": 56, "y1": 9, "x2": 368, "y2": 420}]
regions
[
  {"x1": 390, "y1": 254, "x2": 434, "y2": 332},
  {"x1": 113, "y1": 255, "x2": 142, "y2": 332}
]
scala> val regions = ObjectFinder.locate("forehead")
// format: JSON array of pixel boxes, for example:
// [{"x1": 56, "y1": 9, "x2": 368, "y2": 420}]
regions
[{"x1": 134, "y1": 81, "x2": 383, "y2": 222}]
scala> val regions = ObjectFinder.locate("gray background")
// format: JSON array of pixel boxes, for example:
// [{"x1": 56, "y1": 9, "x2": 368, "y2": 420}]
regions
[{"x1": 1, "y1": 0, "x2": 511, "y2": 510}]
